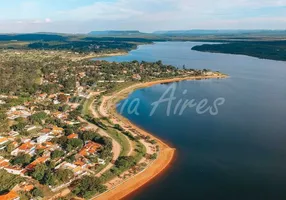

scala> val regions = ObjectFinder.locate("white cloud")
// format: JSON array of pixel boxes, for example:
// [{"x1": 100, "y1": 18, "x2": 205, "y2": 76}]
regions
[
  {"x1": 45, "y1": 18, "x2": 52, "y2": 23},
  {"x1": 1, "y1": 0, "x2": 286, "y2": 33},
  {"x1": 56, "y1": 1, "x2": 144, "y2": 20}
]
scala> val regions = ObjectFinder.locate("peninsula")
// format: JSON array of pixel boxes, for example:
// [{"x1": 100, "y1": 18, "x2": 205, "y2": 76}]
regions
[{"x1": 0, "y1": 48, "x2": 226, "y2": 200}]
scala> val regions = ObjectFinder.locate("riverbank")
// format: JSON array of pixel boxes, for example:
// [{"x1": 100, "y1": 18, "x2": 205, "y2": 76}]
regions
[{"x1": 94, "y1": 74, "x2": 227, "y2": 200}]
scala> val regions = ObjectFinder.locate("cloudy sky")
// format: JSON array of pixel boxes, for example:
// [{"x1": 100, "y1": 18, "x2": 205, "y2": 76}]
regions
[{"x1": 0, "y1": 0, "x2": 286, "y2": 33}]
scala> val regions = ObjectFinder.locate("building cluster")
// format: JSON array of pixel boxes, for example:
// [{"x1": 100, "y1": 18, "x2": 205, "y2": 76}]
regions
[{"x1": 0, "y1": 86, "x2": 108, "y2": 195}]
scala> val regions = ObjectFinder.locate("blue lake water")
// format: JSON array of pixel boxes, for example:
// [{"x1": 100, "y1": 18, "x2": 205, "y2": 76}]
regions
[{"x1": 94, "y1": 42, "x2": 286, "y2": 200}]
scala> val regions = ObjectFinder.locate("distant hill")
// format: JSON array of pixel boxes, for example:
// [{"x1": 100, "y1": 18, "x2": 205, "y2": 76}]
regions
[
  {"x1": 88, "y1": 30, "x2": 146, "y2": 36},
  {"x1": 153, "y1": 30, "x2": 286, "y2": 36},
  {"x1": 0, "y1": 33, "x2": 67, "y2": 41}
]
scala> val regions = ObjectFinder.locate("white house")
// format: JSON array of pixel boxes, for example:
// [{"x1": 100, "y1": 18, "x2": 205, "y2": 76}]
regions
[
  {"x1": 37, "y1": 134, "x2": 54, "y2": 144},
  {"x1": 98, "y1": 158, "x2": 106, "y2": 165},
  {"x1": 0, "y1": 137, "x2": 9, "y2": 146},
  {"x1": 3, "y1": 166, "x2": 23, "y2": 175}
]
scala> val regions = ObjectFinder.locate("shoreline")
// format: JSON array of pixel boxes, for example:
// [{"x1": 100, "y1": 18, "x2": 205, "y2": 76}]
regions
[
  {"x1": 94, "y1": 74, "x2": 227, "y2": 200},
  {"x1": 72, "y1": 52, "x2": 128, "y2": 61}
]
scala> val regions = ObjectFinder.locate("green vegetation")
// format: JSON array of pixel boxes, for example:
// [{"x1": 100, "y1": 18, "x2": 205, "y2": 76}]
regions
[
  {"x1": 0, "y1": 109, "x2": 9, "y2": 132},
  {"x1": 192, "y1": 41, "x2": 286, "y2": 61},
  {"x1": 106, "y1": 128, "x2": 130, "y2": 156},
  {"x1": 31, "y1": 187, "x2": 44, "y2": 198},
  {"x1": 29, "y1": 112, "x2": 48, "y2": 124},
  {"x1": 0, "y1": 169, "x2": 24, "y2": 194},
  {"x1": 72, "y1": 175, "x2": 107, "y2": 199},
  {"x1": 29, "y1": 161, "x2": 74, "y2": 186},
  {"x1": 99, "y1": 137, "x2": 146, "y2": 183},
  {"x1": 82, "y1": 97, "x2": 94, "y2": 116},
  {"x1": 51, "y1": 150, "x2": 65, "y2": 160},
  {"x1": 10, "y1": 153, "x2": 32, "y2": 167},
  {"x1": 0, "y1": 33, "x2": 156, "y2": 53},
  {"x1": 0, "y1": 33, "x2": 225, "y2": 199}
]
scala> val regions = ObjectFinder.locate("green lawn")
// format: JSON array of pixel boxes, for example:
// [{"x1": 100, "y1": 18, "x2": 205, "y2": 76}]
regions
[
  {"x1": 81, "y1": 97, "x2": 94, "y2": 116},
  {"x1": 106, "y1": 128, "x2": 130, "y2": 156}
]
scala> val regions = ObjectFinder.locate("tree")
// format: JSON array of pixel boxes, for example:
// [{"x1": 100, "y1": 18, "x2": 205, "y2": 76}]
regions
[
  {"x1": 45, "y1": 160, "x2": 56, "y2": 169},
  {"x1": 31, "y1": 187, "x2": 44, "y2": 198},
  {"x1": 0, "y1": 110, "x2": 9, "y2": 132},
  {"x1": 31, "y1": 164, "x2": 47, "y2": 181},
  {"x1": 51, "y1": 150, "x2": 65, "y2": 160},
  {"x1": 11, "y1": 122, "x2": 27, "y2": 131},
  {"x1": 115, "y1": 156, "x2": 136, "y2": 170},
  {"x1": 42, "y1": 171, "x2": 57, "y2": 186},
  {"x1": 72, "y1": 175, "x2": 107, "y2": 199},
  {"x1": 29, "y1": 112, "x2": 48, "y2": 124},
  {"x1": 67, "y1": 138, "x2": 83, "y2": 150},
  {"x1": 0, "y1": 169, "x2": 24, "y2": 194},
  {"x1": 10, "y1": 154, "x2": 31, "y2": 167},
  {"x1": 81, "y1": 131, "x2": 99, "y2": 142},
  {"x1": 56, "y1": 169, "x2": 73, "y2": 183},
  {"x1": 56, "y1": 136, "x2": 68, "y2": 147},
  {"x1": 64, "y1": 127, "x2": 73, "y2": 135},
  {"x1": 57, "y1": 94, "x2": 69, "y2": 103},
  {"x1": 150, "y1": 153, "x2": 157, "y2": 160},
  {"x1": 59, "y1": 104, "x2": 70, "y2": 112},
  {"x1": 5, "y1": 143, "x2": 14, "y2": 153},
  {"x1": 114, "y1": 124, "x2": 124, "y2": 131}
]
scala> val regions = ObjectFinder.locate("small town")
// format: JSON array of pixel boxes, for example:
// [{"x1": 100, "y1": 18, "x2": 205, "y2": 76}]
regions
[
  {"x1": 1, "y1": 0, "x2": 286, "y2": 199},
  {"x1": 0, "y1": 49, "x2": 222, "y2": 200}
]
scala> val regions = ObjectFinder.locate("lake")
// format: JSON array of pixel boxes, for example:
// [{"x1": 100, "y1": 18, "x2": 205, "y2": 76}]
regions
[{"x1": 94, "y1": 42, "x2": 286, "y2": 200}]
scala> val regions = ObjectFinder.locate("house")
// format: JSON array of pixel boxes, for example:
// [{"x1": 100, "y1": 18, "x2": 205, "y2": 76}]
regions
[
  {"x1": 67, "y1": 133, "x2": 78, "y2": 139},
  {"x1": 78, "y1": 72, "x2": 86, "y2": 78},
  {"x1": 74, "y1": 160, "x2": 86, "y2": 167},
  {"x1": 0, "y1": 158, "x2": 23, "y2": 175},
  {"x1": 98, "y1": 158, "x2": 105, "y2": 165},
  {"x1": 65, "y1": 120, "x2": 80, "y2": 125},
  {"x1": 53, "y1": 112, "x2": 68, "y2": 120},
  {"x1": 0, "y1": 95, "x2": 8, "y2": 99},
  {"x1": 11, "y1": 142, "x2": 36, "y2": 156},
  {"x1": 8, "y1": 131, "x2": 19, "y2": 137},
  {"x1": 22, "y1": 184, "x2": 34, "y2": 192},
  {"x1": 203, "y1": 71, "x2": 214, "y2": 76},
  {"x1": 40, "y1": 128, "x2": 52, "y2": 135},
  {"x1": 0, "y1": 137, "x2": 9, "y2": 146},
  {"x1": 24, "y1": 125, "x2": 38, "y2": 132},
  {"x1": 53, "y1": 99, "x2": 61, "y2": 105},
  {"x1": 44, "y1": 110, "x2": 51, "y2": 115},
  {"x1": 6, "y1": 106, "x2": 31, "y2": 120},
  {"x1": 0, "y1": 190, "x2": 20, "y2": 200},
  {"x1": 36, "y1": 142, "x2": 54, "y2": 150},
  {"x1": 38, "y1": 93, "x2": 47, "y2": 100},
  {"x1": 11, "y1": 141, "x2": 19, "y2": 149},
  {"x1": 2, "y1": 166, "x2": 23, "y2": 175},
  {"x1": 26, "y1": 156, "x2": 49, "y2": 171},
  {"x1": 52, "y1": 126, "x2": 64, "y2": 136},
  {"x1": 0, "y1": 158, "x2": 10, "y2": 168},
  {"x1": 79, "y1": 141, "x2": 102, "y2": 157},
  {"x1": 132, "y1": 74, "x2": 141, "y2": 81},
  {"x1": 36, "y1": 142, "x2": 57, "y2": 157},
  {"x1": 57, "y1": 162, "x2": 84, "y2": 176},
  {"x1": 36, "y1": 134, "x2": 54, "y2": 144}
]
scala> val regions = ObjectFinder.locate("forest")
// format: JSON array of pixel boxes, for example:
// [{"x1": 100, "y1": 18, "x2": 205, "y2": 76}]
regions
[{"x1": 192, "y1": 41, "x2": 286, "y2": 61}]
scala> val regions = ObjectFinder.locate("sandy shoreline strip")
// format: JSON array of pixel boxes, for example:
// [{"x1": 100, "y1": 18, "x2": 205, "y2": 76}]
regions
[
  {"x1": 94, "y1": 74, "x2": 227, "y2": 200},
  {"x1": 72, "y1": 52, "x2": 128, "y2": 61}
]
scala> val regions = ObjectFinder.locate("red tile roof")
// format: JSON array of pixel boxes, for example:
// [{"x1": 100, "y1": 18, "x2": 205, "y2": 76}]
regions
[{"x1": 0, "y1": 190, "x2": 19, "y2": 200}]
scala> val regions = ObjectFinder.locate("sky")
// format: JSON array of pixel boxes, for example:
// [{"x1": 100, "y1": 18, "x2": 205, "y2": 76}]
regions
[{"x1": 0, "y1": 0, "x2": 286, "y2": 33}]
